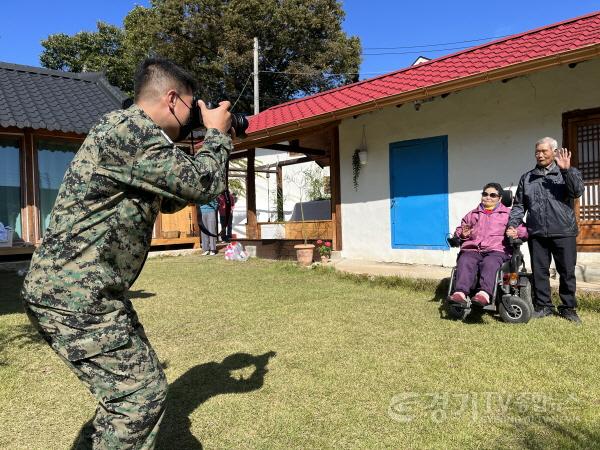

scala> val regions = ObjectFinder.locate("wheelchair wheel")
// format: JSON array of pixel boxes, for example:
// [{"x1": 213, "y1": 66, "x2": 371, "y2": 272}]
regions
[
  {"x1": 445, "y1": 300, "x2": 470, "y2": 320},
  {"x1": 499, "y1": 296, "x2": 532, "y2": 324}
]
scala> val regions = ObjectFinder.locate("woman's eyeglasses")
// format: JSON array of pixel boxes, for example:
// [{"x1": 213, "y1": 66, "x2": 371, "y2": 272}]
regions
[{"x1": 481, "y1": 192, "x2": 500, "y2": 198}]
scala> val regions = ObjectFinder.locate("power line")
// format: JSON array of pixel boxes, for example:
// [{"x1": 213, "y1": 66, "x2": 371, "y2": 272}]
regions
[
  {"x1": 231, "y1": 72, "x2": 253, "y2": 111},
  {"x1": 260, "y1": 43, "x2": 490, "y2": 76},
  {"x1": 361, "y1": 33, "x2": 511, "y2": 50},
  {"x1": 363, "y1": 45, "x2": 474, "y2": 56},
  {"x1": 250, "y1": 33, "x2": 511, "y2": 105},
  {"x1": 260, "y1": 70, "x2": 359, "y2": 76}
]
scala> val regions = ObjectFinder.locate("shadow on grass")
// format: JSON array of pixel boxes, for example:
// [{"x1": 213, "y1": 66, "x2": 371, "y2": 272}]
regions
[
  {"x1": 157, "y1": 351, "x2": 277, "y2": 449},
  {"x1": 492, "y1": 399, "x2": 600, "y2": 449},
  {"x1": 0, "y1": 271, "x2": 25, "y2": 315},
  {"x1": 0, "y1": 323, "x2": 42, "y2": 366},
  {"x1": 509, "y1": 421, "x2": 600, "y2": 449},
  {"x1": 314, "y1": 265, "x2": 600, "y2": 313},
  {"x1": 313, "y1": 265, "x2": 451, "y2": 302},
  {"x1": 126, "y1": 289, "x2": 156, "y2": 300},
  {"x1": 70, "y1": 351, "x2": 276, "y2": 450}
]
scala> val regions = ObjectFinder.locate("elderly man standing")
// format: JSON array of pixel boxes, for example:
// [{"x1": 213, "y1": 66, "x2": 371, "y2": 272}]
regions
[{"x1": 507, "y1": 137, "x2": 584, "y2": 323}]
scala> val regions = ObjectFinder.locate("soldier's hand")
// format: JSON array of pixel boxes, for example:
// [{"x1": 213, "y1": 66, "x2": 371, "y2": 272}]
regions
[
  {"x1": 506, "y1": 227, "x2": 518, "y2": 238},
  {"x1": 198, "y1": 100, "x2": 232, "y2": 135},
  {"x1": 555, "y1": 147, "x2": 571, "y2": 170}
]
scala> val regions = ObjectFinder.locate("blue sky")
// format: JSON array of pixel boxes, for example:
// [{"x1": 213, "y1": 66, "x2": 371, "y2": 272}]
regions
[{"x1": 1, "y1": 1, "x2": 599, "y2": 80}]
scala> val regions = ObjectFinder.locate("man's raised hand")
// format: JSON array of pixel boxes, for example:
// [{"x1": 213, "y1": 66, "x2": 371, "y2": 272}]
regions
[{"x1": 555, "y1": 148, "x2": 571, "y2": 170}]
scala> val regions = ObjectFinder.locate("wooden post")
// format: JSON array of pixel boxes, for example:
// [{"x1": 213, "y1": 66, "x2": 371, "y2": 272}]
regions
[
  {"x1": 276, "y1": 165, "x2": 283, "y2": 221},
  {"x1": 246, "y1": 148, "x2": 258, "y2": 238},
  {"x1": 330, "y1": 126, "x2": 342, "y2": 251},
  {"x1": 154, "y1": 213, "x2": 163, "y2": 240},
  {"x1": 23, "y1": 129, "x2": 38, "y2": 244}
]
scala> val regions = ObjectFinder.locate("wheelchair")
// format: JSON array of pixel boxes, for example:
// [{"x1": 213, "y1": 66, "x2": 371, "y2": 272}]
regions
[{"x1": 442, "y1": 191, "x2": 534, "y2": 324}]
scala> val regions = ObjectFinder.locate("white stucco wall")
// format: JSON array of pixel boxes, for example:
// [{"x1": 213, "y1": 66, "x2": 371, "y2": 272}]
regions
[{"x1": 339, "y1": 58, "x2": 600, "y2": 265}]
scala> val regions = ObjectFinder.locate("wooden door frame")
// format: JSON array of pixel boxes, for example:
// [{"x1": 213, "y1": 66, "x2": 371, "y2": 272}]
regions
[{"x1": 563, "y1": 107, "x2": 600, "y2": 251}]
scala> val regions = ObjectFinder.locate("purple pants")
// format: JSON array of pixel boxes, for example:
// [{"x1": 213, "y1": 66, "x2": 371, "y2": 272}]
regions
[{"x1": 454, "y1": 251, "x2": 509, "y2": 296}]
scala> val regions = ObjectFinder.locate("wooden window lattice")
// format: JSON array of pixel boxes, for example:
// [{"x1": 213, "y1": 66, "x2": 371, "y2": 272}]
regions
[{"x1": 577, "y1": 123, "x2": 600, "y2": 222}]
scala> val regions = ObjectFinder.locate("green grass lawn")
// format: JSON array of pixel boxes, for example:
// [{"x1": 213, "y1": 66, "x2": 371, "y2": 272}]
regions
[{"x1": 1, "y1": 256, "x2": 600, "y2": 449}]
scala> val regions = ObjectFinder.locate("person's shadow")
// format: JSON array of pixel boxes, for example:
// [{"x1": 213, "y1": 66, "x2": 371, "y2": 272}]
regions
[
  {"x1": 158, "y1": 351, "x2": 276, "y2": 449},
  {"x1": 71, "y1": 351, "x2": 276, "y2": 449}
]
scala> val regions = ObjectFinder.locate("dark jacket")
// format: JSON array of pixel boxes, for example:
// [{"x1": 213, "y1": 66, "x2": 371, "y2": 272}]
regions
[{"x1": 508, "y1": 164, "x2": 584, "y2": 237}]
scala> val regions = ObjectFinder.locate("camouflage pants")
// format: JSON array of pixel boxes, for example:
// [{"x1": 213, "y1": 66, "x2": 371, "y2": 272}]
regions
[{"x1": 24, "y1": 302, "x2": 168, "y2": 450}]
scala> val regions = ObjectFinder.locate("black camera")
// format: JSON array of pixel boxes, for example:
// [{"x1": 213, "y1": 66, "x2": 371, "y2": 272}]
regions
[{"x1": 190, "y1": 96, "x2": 249, "y2": 138}]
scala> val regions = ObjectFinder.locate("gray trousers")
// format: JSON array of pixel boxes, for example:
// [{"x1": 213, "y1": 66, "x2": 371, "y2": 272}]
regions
[{"x1": 200, "y1": 211, "x2": 217, "y2": 251}]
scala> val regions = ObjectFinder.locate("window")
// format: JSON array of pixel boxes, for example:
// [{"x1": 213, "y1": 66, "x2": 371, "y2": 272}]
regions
[
  {"x1": 37, "y1": 139, "x2": 80, "y2": 235},
  {"x1": 0, "y1": 138, "x2": 22, "y2": 239},
  {"x1": 563, "y1": 108, "x2": 600, "y2": 251}
]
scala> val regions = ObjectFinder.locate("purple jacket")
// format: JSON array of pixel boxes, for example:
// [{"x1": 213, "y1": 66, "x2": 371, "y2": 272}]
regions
[{"x1": 454, "y1": 203, "x2": 527, "y2": 254}]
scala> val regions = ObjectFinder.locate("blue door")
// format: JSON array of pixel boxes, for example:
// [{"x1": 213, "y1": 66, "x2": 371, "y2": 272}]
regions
[{"x1": 389, "y1": 136, "x2": 449, "y2": 249}]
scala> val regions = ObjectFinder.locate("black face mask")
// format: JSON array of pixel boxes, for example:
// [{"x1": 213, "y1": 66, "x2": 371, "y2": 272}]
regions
[{"x1": 172, "y1": 95, "x2": 195, "y2": 142}]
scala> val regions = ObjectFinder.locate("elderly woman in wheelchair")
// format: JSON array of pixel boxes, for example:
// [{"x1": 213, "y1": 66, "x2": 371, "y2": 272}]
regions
[{"x1": 449, "y1": 182, "x2": 527, "y2": 309}]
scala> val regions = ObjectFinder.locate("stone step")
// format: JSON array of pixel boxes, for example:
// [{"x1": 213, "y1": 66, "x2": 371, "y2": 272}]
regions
[{"x1": 580, "y1": 265, "x2": 600, "y2": 283}]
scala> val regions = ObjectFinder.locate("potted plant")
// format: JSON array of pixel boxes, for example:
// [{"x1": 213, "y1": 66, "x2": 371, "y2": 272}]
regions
[
  {"x1": 316, "y1": 239, "x2": 332, "y2": 264},
  {"x1": 287, "y1": 171, "x2": 315, "y2": 266}
]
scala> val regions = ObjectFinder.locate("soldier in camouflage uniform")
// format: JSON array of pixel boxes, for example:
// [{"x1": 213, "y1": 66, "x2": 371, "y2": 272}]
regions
[{"x1": 21, "y1": 58, "x2": 233, "y2": 449}]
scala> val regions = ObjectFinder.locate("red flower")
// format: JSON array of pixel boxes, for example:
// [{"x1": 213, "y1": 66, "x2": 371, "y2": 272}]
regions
[
  {"x1": 325, "y1": 241, "x2": 331, "y2": 247},
  {"x1": 316, "y1": 239, "x2": 323, "y2": 245}
]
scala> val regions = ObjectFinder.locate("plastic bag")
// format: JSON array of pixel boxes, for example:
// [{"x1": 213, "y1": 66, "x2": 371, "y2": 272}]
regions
[
  {"x1": 0, "y1": 222, "x2": 7, "y2": 241},
  {"x1": 224, "y1": 242, "x2": 249, "y2": 261},
  {"x1": 0, "y1": 222, "x2": 13, "y2": 246}
]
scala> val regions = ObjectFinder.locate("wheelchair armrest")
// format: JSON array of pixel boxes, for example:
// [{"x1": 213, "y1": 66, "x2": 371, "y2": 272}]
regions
[
  {"x1": 447, "y1": 235, "x2": 461, "y2": 248},
  {"x1": 508, "y1": 237, "x2": 524, "y2": 246}
]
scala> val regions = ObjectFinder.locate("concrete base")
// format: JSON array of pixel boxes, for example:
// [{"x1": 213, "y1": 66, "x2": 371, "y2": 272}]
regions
[
  {"x1": 147, "y1": 248, "x2": 204, "y2": 259},
  {"x1": 233, "y1": 239, "x2": 316, "y2": 261},
  {"x1": 330, "y1": 250, "x2": 342, "y2": 261},
  {"x1": 580, "y1": 265, "x2": 600, "y2": 283},
  {"x1": 0, "y1": 260, "x2": 30, "y2": 273}
]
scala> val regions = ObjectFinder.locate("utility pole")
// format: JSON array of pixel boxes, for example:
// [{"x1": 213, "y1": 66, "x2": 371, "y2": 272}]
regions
[{"x1": 253, "y1": 37, "x2": 259, "y2": 115}]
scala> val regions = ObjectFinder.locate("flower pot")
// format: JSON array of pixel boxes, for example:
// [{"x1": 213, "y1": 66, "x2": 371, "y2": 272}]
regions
[{"x1": 294, "y1": 244, "x2": 315, "y2": 266}]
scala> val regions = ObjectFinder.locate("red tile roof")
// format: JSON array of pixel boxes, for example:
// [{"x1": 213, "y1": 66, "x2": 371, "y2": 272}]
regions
[{"x1": 247, "y1": 11, "x2": 600, "y2": 135}]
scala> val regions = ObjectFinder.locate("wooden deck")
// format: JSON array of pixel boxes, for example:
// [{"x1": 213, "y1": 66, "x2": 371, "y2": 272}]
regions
[
  {"x1": 0, "y1": 246, "x2": 35, "y2": 257},
  {"x1": 151, "y1": 237, "x2": 200, "y2": 248},
  {"x1": 0, "y1": 217, "x2": 332, "y2": 259},
  {"x1": 257, "y1": 220, "x2": 334, "y2": 240}
]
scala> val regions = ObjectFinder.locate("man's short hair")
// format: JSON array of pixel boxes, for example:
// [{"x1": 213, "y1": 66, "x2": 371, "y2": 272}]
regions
[
  {"x1": 134, "y1": 58, "x2": 197, "y2": 102},
  {"x1": 535, "y1": 137, "x2": 558, "y2": 151}
]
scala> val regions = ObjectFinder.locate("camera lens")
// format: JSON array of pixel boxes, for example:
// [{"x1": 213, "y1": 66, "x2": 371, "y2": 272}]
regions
[
  {"x1": 190, "y1": 95, "x2": 248, "y2": 137},
  {"x1": 231, "y1": 113, "x2": 249, "y2": 138}
]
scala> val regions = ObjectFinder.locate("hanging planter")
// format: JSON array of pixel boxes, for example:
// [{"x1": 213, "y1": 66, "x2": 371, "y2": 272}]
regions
[{"x1": 358, "y1": 149, "x2": 368, "y2": 165}]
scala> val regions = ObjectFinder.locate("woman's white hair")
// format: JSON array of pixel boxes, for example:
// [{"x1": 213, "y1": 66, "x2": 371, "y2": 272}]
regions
[{"x1": 535, "y1": 137, "x2": 558, "y2": 151}]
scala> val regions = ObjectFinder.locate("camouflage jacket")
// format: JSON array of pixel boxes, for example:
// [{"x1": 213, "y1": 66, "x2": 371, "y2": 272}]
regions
[{"x1": 22, "y1": 105, "x2": 232, "y2": 315}]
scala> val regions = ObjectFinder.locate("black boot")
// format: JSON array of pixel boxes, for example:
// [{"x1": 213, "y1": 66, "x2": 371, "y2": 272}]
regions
[
  {"x1": 532, "y1": 306, "x2": 555, "y2": 319},
  {"x1": 559, "y1": 308, "x2": 582, "y2": 324}
]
